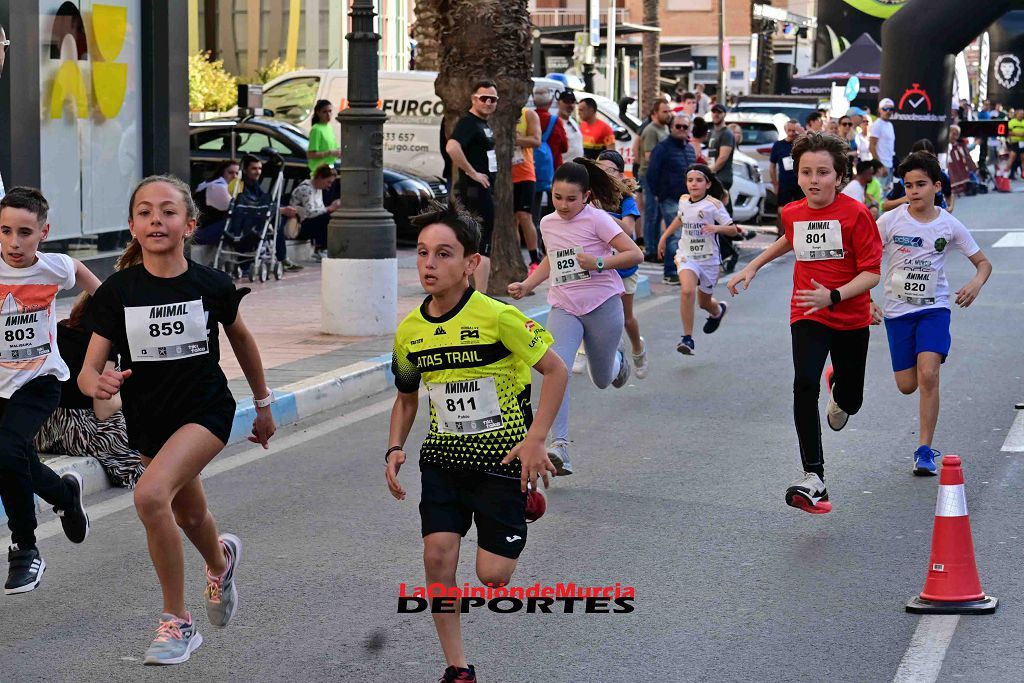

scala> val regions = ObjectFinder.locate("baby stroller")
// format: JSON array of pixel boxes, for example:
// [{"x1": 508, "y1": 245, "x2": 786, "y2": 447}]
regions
[{"x1": 214, "y1": 148, "x2": 285, "y2": 282}]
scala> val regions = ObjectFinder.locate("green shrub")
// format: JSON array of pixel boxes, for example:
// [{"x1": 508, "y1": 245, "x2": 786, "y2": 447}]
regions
[{"x1": 189, "y1": 51, "x2": 238, "y2": 112}]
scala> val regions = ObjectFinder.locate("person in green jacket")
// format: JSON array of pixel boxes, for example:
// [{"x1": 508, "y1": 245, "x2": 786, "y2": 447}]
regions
[{"x1": 307, "y1": 99, "x2": 341, "y2": 176}]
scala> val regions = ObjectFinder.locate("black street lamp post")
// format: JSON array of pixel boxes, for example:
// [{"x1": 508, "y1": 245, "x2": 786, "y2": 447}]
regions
[{"x1": 322, "y1": 0, "x2": 397, "y2": 335}]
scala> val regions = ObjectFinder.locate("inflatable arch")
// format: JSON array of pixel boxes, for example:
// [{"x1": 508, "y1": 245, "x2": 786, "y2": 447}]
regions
[{"x1": 880, "y1": 0, "x2": 1023, "y2": 157}]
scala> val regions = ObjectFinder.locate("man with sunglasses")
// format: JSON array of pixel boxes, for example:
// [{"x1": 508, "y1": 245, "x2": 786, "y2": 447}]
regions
[
  {"x1": 0, "y1": 23, "x2": 7, "y2": 200},
  {"x1": 445, "y1": 80, "x2": 499, "y2": 293},
  {"x1": 645, "y1": 114, "x2": 697, "y2": 284},
  {"x1": 869, "y1": 97, "x2": 897, "y2": 187}
]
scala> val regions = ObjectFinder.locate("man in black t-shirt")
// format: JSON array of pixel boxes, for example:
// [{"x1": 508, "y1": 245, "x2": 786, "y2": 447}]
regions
[{"x1": 444, "y1": 79, "x2": 498, "y2": 293}]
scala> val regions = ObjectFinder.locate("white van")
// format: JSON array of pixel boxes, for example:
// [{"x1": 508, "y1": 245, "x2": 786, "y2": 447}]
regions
[{"x1": 262, "y1": 69, "x2": 563, "y2": 178}]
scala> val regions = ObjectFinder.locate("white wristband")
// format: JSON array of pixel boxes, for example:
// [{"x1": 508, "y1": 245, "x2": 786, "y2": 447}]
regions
[{"x1": 254, "y1": 391, "x2": 274, "y2": 408}]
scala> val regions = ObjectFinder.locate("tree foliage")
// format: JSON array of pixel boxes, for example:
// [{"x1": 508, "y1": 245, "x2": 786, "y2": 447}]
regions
[{"x1": 188, "y1": 51, "x2": 238, "y2": 112}]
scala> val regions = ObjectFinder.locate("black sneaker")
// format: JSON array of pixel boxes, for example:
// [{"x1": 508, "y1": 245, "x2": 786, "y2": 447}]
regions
[
  {"x1": 53, "y1": 471, "x2": 90, "y2": 544},
  {"x1": 5, "y1": 545, "x2": 45, "y2": 595},
  {"x1": 676, "y1": 335, "x2": 695, "y2": 355},
  {"x1": 662, "y1": 275, "x2": 680, "y2": 286},
  {"x1": 440, "y1": 664, "x2": 477, "y2": 682},
  {"x1": 702, "y1": 301, "x2": 728, "y2": 334},
  {"x1": 722, "y1": 253, "x2": 739, "y2": 274}
]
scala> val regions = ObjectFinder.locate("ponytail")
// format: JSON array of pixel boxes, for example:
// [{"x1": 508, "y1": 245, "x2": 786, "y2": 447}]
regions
[
  {"x1": 116, "y1": 237, "x2": 143, "y2": 271},
  {"x1": 553, "y1": 157, "x2": 627, "y2": 209}
]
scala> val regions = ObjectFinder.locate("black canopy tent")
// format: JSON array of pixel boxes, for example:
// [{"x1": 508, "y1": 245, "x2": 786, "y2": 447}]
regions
[{"x1": 789, "y1": 33, "x2": 882, "y2": 107}]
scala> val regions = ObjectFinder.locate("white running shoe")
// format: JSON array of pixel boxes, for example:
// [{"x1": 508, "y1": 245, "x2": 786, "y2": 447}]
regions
[
  {"x1": 785, "y1": 472, "x2": 832, "y2": 514},
  {"x1": 611, "y1": 348, "x2": 631, "y2": 388},
  {"x1": 825, "y1": 367, "x2": 849, "y2": 431},
  {"x1": 632, "y1": 337, "x2": 648, "y2": 380},
  {"x1": 572, "y1": 348, "x2": 587, "y2": 374}
]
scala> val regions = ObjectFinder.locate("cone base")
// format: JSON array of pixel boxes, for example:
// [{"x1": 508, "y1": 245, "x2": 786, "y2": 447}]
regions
[{"x1": 906, "y1": 595, "x2": 998, "y2": 614}]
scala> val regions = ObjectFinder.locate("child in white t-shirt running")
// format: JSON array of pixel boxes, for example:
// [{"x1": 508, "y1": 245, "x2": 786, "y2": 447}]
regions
[
  {"x1": 0, "y1": 187, "x2": 100, "y2": 595},
  {"x1": 656, "y1": 164, "x2": 740, "y2": 355},
  {"x1": 871, "y1": 151, "x2": 991, "y2": 475}
]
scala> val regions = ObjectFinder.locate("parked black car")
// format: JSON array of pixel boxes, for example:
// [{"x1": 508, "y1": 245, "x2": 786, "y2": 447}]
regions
[{"x1": 189, "y1": 116, "x2": 447, "y2": 242}]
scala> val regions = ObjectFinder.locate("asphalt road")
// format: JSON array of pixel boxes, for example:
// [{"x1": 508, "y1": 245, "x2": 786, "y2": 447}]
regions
[{"x1": 2, "y1": 194, "x2": 1022, "y2": 682}]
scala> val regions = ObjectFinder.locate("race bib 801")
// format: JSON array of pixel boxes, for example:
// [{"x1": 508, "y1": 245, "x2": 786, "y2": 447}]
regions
[{"x1": 793, "y1": 220, "x2": 844, "y2": 261}]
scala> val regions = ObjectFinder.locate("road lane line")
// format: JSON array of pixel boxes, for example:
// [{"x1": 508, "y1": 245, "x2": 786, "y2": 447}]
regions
[
  {"x1": 992, "y1": 232, "x2": 1024, "y2": 248},
  {"x1": 892, "y1": 615, "x2": 960, "y2": 683},
  {"x1": 1000, "y1": 410, "x2": 1024, "y2": 451},
  {"x1": 29, "y1": 394, "x2": 400, "y2": 543}
]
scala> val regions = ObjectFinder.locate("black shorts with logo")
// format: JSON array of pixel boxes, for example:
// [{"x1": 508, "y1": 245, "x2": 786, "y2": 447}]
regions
[
  {"x1": 513, "y1": 180, "x2": 536, "y2": 214},
  {"x1": 419, "y1": 463, "x2": 527, "y2": 559}
]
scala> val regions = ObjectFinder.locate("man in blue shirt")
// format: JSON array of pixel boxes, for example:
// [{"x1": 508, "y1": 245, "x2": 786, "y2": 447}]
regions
[
  {"x1": 646, "y1": 113, "x2": 697, "y2": 285},
  {"x1": 769, "y1": 119, "x2": 802, "y2": 233}
]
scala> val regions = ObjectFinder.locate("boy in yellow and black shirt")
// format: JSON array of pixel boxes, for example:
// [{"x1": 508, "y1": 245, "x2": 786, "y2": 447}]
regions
[{"x1": 385, "y1": 203, "x2": 567, "y2": 683}]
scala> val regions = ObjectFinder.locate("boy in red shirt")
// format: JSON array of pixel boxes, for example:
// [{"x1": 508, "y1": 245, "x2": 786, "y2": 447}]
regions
[{"x1": 728, "y1": 133, "x2": 882, "y2": 514}]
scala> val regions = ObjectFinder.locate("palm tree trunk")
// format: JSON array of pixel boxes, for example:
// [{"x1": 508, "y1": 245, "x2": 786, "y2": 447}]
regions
[
  {"x1": 413, "y1": 0, "x2": 441, "y2": 72},
  {"x1": 436, "y1": 0, "x2": 533, "y2": 294},
  {"x1": 642, "y1": 0, "x2": 660, "y2": 114}
]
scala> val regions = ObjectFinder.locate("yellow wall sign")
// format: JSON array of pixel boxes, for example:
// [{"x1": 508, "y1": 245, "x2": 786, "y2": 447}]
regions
[{"x1": 49, "y1": 1, "x2": 128, "y2": 120}]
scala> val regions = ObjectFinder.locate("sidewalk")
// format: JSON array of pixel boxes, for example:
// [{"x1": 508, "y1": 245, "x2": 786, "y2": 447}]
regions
[{"x1": 12, "y1": 248, "x2": 656, "y2": 523}]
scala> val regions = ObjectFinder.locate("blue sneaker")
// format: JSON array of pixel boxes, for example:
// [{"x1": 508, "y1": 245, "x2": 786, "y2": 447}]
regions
[
  {"x1": 913, "y1": 446, "x2": 940, "y2": 476},
  {"x1": 677, "y1": 335, "x2": 695, "y2": 355}
]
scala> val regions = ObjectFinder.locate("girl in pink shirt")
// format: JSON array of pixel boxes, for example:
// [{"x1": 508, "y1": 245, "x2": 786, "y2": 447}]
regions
[{"x1": 509, "y1": 159, "x2": 642, "y2": 476}]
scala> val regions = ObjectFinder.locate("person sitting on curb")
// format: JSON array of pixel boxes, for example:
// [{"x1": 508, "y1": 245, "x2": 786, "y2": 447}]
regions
[
  {"x1": 34, "y1": 295, "x2": 144, "y2": 489},
  {"x1": 280, "y1": 164, "x2": 341, "y2": 262}
]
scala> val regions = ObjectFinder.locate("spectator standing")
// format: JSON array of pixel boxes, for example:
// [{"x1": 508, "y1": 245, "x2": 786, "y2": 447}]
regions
[
  {"x1": 805, "y1": 110, "x2": 824, "y2": 133},
  {"x1": 307, "y1": 100, "x2": 341, "y2": 176},
  {"x1": 869, "y1": 97, "x2": 897, "y2": 181},
  {"x1": 558, "y1": 91, "x2": 585, "y2": 163},
  {"x1": 578, "y1": 97, "x2": 615, "y2": 159},
  {"x1": 841, "y1": 160, "x2": 880, "y2": 218},
  {"x1": 638, "y1": 99, "x2": 672, "y2": 259},
  {"x1": 1007, "y1": 108, "x2": 1024, "y2": 180},
  {"x1": 512, "y1": 107, "x2": 543, "y2": 272},
  {"x1": 646, "y1": 113, "x2": 697, "y2": 285},
  {"x1": 709, "y1": 103, "x2": 741, "y2": 272},
  {"x1": 445, "y1": 80, "x2": 498, "y2": 293},
  {"x1": 947, "y1": 124, "x2": 978, "y2": 197},
  {"x1": 694, "y1": 83, "x2": 711, "y2": 115},
  {"x1": 770, "y1": 119, "x2": 804, "y2": 226},
  {"x1": 531, "y1": 87, "x2": 568, "y2": 227},
  {"x1": 673, "y1": 91, "x2": 697, "y2": 116}
]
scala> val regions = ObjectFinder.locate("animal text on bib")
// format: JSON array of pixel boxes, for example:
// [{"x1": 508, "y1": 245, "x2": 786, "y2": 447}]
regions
[
  {"x1": 427, "y1": 377, "x2": 503, "y2": 435},
  {"x1": 794, "y1": 219, "x2": 844, "y2": 261},
  {"x1": 124, "y1": 300, "x2": 210, "y2": 362},
  {"x1": 891, "y1": 267, "x2": 937, "y2": 306},
  {"x1": 0, "y1": 309, "x2": 50, "y2": 361},
  {"x1": 550, "y1": 246, "x2": 591, "y2": 286}
]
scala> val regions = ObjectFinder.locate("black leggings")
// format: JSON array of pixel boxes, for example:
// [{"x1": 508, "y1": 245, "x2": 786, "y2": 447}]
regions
[
  {"x1": 0, "y1": 375, "x2": 71, "y2": 548},
  {"x1": 791, "y1": 320, "x2": 870, "y2": 478}
]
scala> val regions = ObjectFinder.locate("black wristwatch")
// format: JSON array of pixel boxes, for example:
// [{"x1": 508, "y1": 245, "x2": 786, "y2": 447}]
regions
[{"x1": 829, "y1": 289, "x2": 842, "y2": 310}]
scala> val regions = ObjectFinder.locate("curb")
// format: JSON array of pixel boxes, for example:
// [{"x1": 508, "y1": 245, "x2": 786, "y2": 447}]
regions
[{"x1": 2, "y1": 276, "x2": 652, "y2": 529}]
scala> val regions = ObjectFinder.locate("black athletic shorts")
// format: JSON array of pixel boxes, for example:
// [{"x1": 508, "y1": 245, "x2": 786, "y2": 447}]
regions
[
  {"x1": 455, "y1": 180, "x2": 494, "y2": 257},
  {"x1": 513, "y1": 181, "x2": 536, "y2": 214},
  {"x1": 419, "y1": 463, "x2": 527, "y2": 560},
  {"x1": 128, "y1": 393, "x2": 236, "y2": 458}
]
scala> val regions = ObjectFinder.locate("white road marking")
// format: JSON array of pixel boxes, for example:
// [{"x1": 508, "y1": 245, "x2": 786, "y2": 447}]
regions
[
  {"x1": 1000, "y1": 410, "x2": 1024, "y2": 452},
  {"x1": 892, "y1": 615, "x2": 960, "y2": 683},
  {"x1": 30, "y1": 395, "x2": 400, "y2": 543},
  {"x1": 992, "y1": 232, "x2": 1024, "y2": 247}
]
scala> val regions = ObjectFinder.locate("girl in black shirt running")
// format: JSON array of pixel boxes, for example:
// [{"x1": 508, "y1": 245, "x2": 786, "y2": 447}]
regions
[{"x1": 79, "y1": 175, "x2": 276, "y2": 665}]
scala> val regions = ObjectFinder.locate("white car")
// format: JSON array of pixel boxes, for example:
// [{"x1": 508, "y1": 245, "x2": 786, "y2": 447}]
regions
[
  {"x1": 726, "y1": 112, "x2": 787, "y2": 219},
  {"x1": 567, "y1": 91, "x2": 764, "y2": 222}
]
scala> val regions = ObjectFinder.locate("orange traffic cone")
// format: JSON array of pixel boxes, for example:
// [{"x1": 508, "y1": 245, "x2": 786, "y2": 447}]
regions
[{"x1": 906, "y1": 455, "x2": 998, "y2": 614}]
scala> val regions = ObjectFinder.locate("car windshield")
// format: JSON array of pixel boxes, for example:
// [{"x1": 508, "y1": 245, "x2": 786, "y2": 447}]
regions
[
  {"x1": 734, "y1": 105, "x2": 813, "y2": 124},
  {"x1": 733, "y1": 123, "x2": 779, "y2": 146},
  {"x1": 263, "y1": 76, "x2": 320, "y2": 124},
  {"x1": 273, "y1": 121, "x2": 310, "y2": 150}
]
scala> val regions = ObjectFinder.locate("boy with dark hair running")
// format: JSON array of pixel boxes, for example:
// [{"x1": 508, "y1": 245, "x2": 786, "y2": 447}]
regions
[
  {"x1": 873, "y1": 151, "x2": 991, "y2": 474},
  {"x1": 386, "y1": 203, "x2": 567, "y2": 683},
  {"x1": 0, "y1": 187, "x2": 99, "y2": 593}
]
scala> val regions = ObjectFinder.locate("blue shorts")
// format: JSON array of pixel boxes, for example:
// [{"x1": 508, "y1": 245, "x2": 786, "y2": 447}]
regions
[{"x1": 883, "y1": 308, "x2": 951, "y2": 373}]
